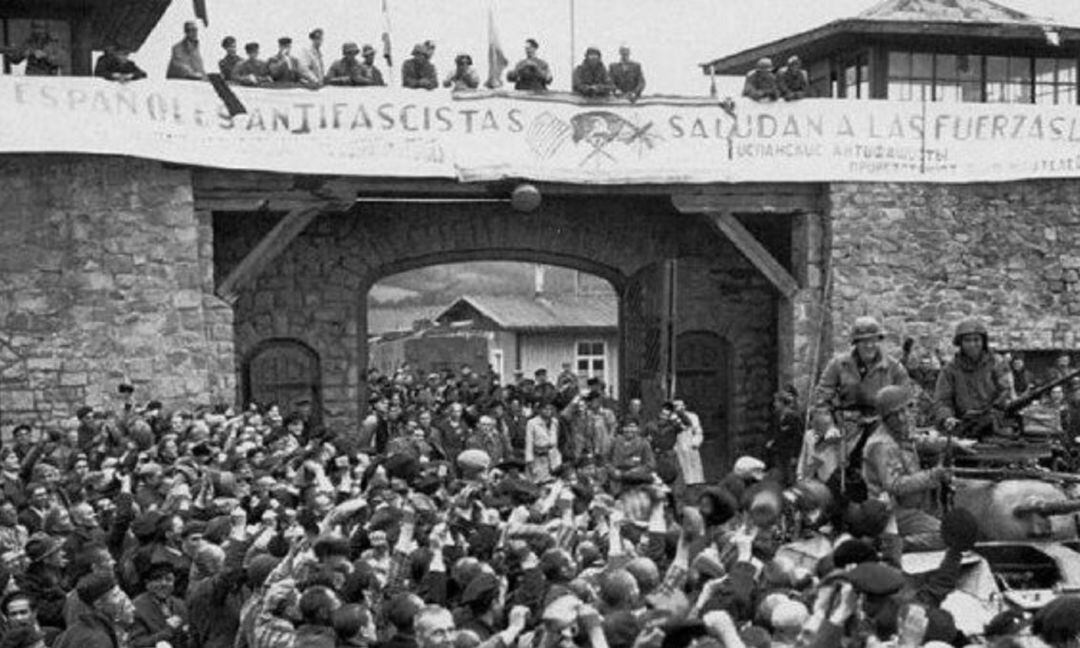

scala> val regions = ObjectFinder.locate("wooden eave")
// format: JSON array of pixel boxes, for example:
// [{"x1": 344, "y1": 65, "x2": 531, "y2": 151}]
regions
[{"x1": 702, "y1": 18, "x2": 1080, "y2": 75}]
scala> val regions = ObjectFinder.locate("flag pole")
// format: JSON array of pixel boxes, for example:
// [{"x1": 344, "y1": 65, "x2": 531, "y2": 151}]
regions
[{"x1": 569, "y1": 0, "x2": 575, "y2": 79}]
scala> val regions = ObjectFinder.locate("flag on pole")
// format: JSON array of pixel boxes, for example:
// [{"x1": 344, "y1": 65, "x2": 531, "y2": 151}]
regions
[
  {"x1": 381, "y1": 0, "x2": 393, "y2": 68},
  {"x1": 485, "y1": 2, "x2": 508, "y2": 89},
  {"x1": 193, "y1": 0, "x2": 208, "y2": 26}
]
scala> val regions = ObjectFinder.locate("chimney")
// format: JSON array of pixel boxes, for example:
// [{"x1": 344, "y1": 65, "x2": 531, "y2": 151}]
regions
[{"x1": 534, "y1": 264, "x2": 546, "y2": 298}]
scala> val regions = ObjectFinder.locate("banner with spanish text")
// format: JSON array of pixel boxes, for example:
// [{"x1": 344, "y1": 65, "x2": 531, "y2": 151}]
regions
[{"x1": 4, "y1": 75, "x2": 1080, "y2": 184}]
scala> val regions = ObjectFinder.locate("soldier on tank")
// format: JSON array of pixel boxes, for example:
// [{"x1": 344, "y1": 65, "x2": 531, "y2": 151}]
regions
[
  {"x1": 863, "y1": 385, "x2": 951, "y2": 551},
  {"x1": 933, "y1": 318, "x2": 1015, "y2": 439},
  {"x1": 814, "y1": 316, "x2": 909, "y2": 500}
]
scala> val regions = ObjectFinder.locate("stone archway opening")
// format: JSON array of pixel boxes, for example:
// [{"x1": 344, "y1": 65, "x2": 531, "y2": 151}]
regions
[
  {"x1": 366, "y1": 260, "x2": 620, "y2": 399},
  {"x1": 207, "y1": 183, "x2": 802, "y2": 466}
]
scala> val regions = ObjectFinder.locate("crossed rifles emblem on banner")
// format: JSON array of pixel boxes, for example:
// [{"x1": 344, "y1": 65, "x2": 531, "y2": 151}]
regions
[{"x1": 526, "y1": 111, "x2": 661, "y2": 167}]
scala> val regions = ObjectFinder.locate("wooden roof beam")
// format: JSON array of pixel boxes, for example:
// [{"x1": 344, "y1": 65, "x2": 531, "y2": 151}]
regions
[
  {"x1": 702, "y1": 211, "x2": 799, "y2": 299},
  {"x1": 216, "y1": 204, "x2": 330, "y2": 304}
]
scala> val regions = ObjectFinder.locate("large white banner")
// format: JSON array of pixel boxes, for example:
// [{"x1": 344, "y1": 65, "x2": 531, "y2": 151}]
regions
[{"x1": 4, "y1": 75, "x2": 1080, "y2": 184}]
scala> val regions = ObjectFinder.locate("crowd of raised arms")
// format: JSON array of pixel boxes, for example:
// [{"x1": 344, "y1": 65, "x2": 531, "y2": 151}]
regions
[{"x1": 1, "y1": 313, "x2": 1080, "y2": 648}]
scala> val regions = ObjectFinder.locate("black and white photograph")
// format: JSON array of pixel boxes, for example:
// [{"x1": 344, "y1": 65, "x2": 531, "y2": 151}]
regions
[{"x1": 5, "y1": 1, "x2": 1080, "y2": 647}]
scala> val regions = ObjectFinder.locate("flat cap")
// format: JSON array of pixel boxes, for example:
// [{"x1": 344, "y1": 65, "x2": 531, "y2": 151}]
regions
[{"x1": 846, "y1": 562, "x2": 905, "y2": 596}]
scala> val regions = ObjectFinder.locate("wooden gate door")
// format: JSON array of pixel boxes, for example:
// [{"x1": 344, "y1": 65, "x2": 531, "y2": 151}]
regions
[
  {"x1": 675, "y1": 331, "x2": 732, "y2": 480},
  {"x1": 621, "y1": 264, "x2": 667, "y2": 415},
  {"x1": 244, "y1": 339, "x2": 322, "y2": 421}
]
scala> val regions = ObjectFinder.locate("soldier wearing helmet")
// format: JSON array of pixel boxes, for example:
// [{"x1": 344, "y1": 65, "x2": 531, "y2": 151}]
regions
[
  {"x1": 862, "y1": 385, "x2": 950, "y2": 551},
  {"x1": 933, "y1": 318, "x2": 1015, "y2": 436},
  {"x1": 813, "y1": 316, "x2": 909, "y2": 493}
]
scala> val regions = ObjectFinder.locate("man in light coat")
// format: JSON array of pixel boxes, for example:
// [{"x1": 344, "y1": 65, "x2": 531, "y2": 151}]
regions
[{"x1": 298, "y1": 28, "x2": 326, "y2": 86}]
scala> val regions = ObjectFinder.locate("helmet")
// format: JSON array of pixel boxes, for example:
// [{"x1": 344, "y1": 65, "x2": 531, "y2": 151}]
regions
[
  {"x1": 875, "y1": 385, "x2": 911, "y2": 418},
  {"x1": 850, "y1": 316, "x2": 884, "y2": 344},
  {"x1": 952, "y1": 318, "x2": 988, "y2": 347}
]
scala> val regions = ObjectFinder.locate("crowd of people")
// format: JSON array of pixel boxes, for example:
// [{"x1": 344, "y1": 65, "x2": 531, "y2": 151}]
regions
[
  {"x1": 0, "y1": 314, "x2": 1079, "y2": 648},
  {"x1": 2, "y1": 20, "x2": 649, "y2": 101}
]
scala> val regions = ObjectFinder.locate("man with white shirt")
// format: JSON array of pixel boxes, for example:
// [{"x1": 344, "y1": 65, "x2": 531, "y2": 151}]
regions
[
  {"x1": 673, "y1": 399, "x2": 705, "y2": 487},
  {"x1": 298, "y1": 28, "x2": 326, "y2": 86}
]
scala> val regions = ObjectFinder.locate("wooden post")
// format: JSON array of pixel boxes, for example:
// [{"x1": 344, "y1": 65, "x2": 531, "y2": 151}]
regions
[
  {"x1": 703, "y1": 212, "x2": 800, "y2": 299},
  {"x1": 215, "y1": 205, "x2": 325, "y2": 304}
]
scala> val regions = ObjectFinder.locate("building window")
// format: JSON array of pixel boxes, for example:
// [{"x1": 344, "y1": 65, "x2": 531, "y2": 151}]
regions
[
  {"x1": 490, "y1": 349, "x2": 504, "y2": 383},
  {"x1": 576, "y1": 340, "x2": 606, "y2": 383},
  {"x1": 1035, "y1": 57, "x2": 1077, "y2": 105},
  {"x1": 888, "y1": 51, "x2": 979, "y2": 102},
  {"x1": 888, "y1": 51, "x2": 933, "y2": 102},
  {"x1": 887, "y1": 51, "x2": 1077, "y2": 105},
  {"x1": 934, "y1": 54, "x2": 982, "y2": 102},
  {"x1": 841, "y1": 53, "x2": 869, "y2": 98},
  {"x1": 986, "y1": 56, "x2": 1033, "y2": 103}
]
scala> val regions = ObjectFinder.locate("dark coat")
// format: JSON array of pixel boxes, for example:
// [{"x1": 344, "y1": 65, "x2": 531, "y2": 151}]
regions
[
  {"x1": 186, "y1": 540, "x2": 248, "y2": 648},
  {"x1": 296, "y1": 624, "x2": 339, "y2": 648},
  {"x1": 130, "y1": 592, "x2": 188, "y2": 648},
  {"x1": 17, "y1": 562, "x2": 68, "y2": 629},
  {"x1": 52, "y1": 612, "x2": 119, "y2": 648}
]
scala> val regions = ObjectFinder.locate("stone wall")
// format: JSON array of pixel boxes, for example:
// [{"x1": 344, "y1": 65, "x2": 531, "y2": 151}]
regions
[
  {"x1": 0, "y1": 155, "x2": 232, "y2": 432},
  {"x1": 676, "y1": 256, "x2": 777, "y2": 459},
  {"x1": 828, "y1": 180, "x2": 1080, "y2": 359}
]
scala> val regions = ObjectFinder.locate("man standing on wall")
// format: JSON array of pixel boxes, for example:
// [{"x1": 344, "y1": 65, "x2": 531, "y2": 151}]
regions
[
  {"x1": 3, "y1": 20, "x2": 65, "y2": 76},
  {"x1": 166, "y1": 21, "x2": 205, "y2": 80}
]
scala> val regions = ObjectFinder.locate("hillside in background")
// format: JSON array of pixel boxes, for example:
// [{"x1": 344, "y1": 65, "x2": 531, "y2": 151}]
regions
[{"x1": 367, "y1": 262, "x2": 615, "y2": 334}]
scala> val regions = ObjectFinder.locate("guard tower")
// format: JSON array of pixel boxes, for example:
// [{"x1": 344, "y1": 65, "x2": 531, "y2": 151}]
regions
[
  {"x1": 703, "y1": 0, "x2": 1080, "y2": 104},
  {"x1": 0, "y1": 0, "x2": 171, "y2": 76}
]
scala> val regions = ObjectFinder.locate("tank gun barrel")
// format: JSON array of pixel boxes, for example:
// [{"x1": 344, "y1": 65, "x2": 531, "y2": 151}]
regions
[
  {"x1": 1013, "y1": 498, "x2": 1080, "y2": 518},
  {"x1": 1006, "y1": 366, "x2": 1080, "y2": 415},
  {"x1": 954, "y1": 467, "x2": 1080, "y2": 484}
]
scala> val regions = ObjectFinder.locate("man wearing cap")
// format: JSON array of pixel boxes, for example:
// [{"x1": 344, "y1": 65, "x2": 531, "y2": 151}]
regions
[
  {"x1": 609, "y1": 420, "x2": 655, "y2": 482},
  {"x1": 17, "y1": 534, "x2": 68, "y2": 630},
  {"x1": 525, "y1": 401, "x2": 561, "y2": 483},
  {"x1": 166, "y1": 21, "x2": 205, "y2": 80},
  {"x1": 268, "y1": 37, "x2": 302, "y2": 84},
  {"x1": 933, "y1": 318, "x2": 1015, "y2": 438},
  {"x1": 218, "y1": 36, "x2": 241, "y2": 80},
  {"x1": 742, "y1": 57, "x2": 779, "y2": 101},
  {"x1": 402, "y1": 43, "x2": 437, "y2": 90},
  {"x1": 814, "y1": 316, "x2": 908, "y2": 496},
  {"x1": 443, "y1": 54, "x2": 479, "y2": 91},
  {"x1": 2, "y1": 20, "x2": 65, "y2": 76},
  {"x1": 53, "y1": 572, "x2": 121, "y2": 648},
  {"x1": 563, "y1": 392, "x2": 617, "y2": 464},
  {"x1": 93, "y1": 45, "x2": 146, "y2": 82},
  {"x1": 777, "y1": 55, "x2": 809, "y2": 100},
  {"x1": 233, "y1": 42, "x2": 272, "y2": 86},
  {"x1": 507, "y1": 38, "x2": 552, "y2": 91},
  {"x1": 299, "y1": 28, "x2": 326, "y2": 86},
  {"x1": 572, "y1": 47, "x2": 614, "y2": 98},
  {"x1": 863, "y1": 385, "x2": 950, "y2": 550},
  {"x1": 357, "y1": 45, "x2": 386, "y2": 86},
  {"x1": 609, "y1": 45, "x2": 645, "y2": 101},
  {"x1": 326, "y1": 43, "x2": 365, "y2": 87}
]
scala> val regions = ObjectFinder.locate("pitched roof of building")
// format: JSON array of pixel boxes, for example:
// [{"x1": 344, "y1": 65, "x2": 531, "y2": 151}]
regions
[
  {"x1": 368, "y1": 304, "x2": 446, "y2": 336},
  {"x1": 857, "y1": 0, "x2": 1040, "y2": 24},
  {"x1": 436, "y1": 294, "x2": 617, "y2": 332},
  {"x1": 701, "y1": 0, "x2": 1079, "y2": 75}
]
